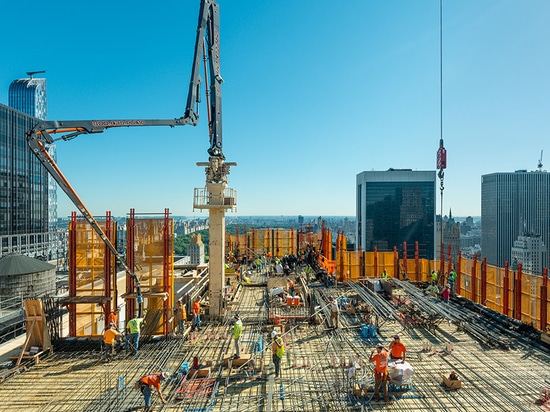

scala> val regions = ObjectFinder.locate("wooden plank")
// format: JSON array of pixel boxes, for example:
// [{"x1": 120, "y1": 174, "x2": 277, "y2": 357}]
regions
[
  {"x1": 223, "y1": 353, "x2": 251, "y2": 367},
  {"x1": 16, "y1": 319, "x2": 36, "y2": 367}
]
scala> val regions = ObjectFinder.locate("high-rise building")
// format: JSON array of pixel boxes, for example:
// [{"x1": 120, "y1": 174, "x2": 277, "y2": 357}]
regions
[
  {"x1": 481, "y1": 170, "x2": 550, "y2": 274},
  {"x1": 436, "y1": 212, "x2": 461, "y2": 266},
  {"x1": 8, "y1": 74, "x2": 57, "y2": 252},
  {"x1": 189, "y1": 233, "x2": 205, "y2": 265},
  {"x1": 0, "y1": 103, "x2": 54, "y2": 258},
  {"x1": 356, "y1": 169, "x2": 436, "y2": 259},
  {"x1": 511, "y1": 235, "x2": 545, "y2": 275},
  {"x1": 8, "y1": 75, "x2": 47, "y2": 120}
]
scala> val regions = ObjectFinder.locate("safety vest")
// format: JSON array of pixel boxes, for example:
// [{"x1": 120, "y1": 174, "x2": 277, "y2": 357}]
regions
[
  {"x1": 274, "y1": 337, "x2": 285, "y2": 358},
  {"x1": 233, "y1": 320, "x2": 242, "y2": 339},
  {"x1": 128, "y1": 318, "x2": 143, "y2": 334}
]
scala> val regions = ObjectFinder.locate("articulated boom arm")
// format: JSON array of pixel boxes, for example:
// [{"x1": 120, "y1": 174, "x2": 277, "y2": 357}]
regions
[
  {"x1": 28, "y1": 118, "x2": 195, "y2": 145},
  {"x1": 187, "y1": 0, "x2": 223, "y2": 158},
  {"x1": 26, "y1": 0, "x2": 225, "y2": 317},
  {"x1": 27, "y1": 136, "x2": 145, "y2": 308}
]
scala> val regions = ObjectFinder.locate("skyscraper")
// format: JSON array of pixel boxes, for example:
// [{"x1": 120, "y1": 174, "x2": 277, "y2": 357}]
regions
[
  {"x1": 481, "y1": 170, "x2": 550, "y2": 274},
  {"x1": 0, "y1": 103, "x2": 53, "y2": 258},
  {"x1": 356, "y1": 169, "x2": 436, "y2": 259},
  {"x1": 8, "y1": 74, "x2": 47, "y2": 120},
  {"x1": 8, "y1": 73, "x2": 57, "y2": 248}
]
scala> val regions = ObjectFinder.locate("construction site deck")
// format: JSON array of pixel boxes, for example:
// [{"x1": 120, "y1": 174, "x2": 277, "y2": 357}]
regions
[{"x1": 0, "y1": 267, "x2": 549, "y2": 412}]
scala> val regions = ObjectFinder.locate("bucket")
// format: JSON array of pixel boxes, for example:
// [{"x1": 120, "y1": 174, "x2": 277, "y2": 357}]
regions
[
  {"x1": 274, "y1": 315, "x2": 281, "y2": 325},
  {"x1": 286, "y1": 296, "x2": 293, "y2": 306},
  {"x1": 293, "y1": 296, "x2": 300, "y2": 306}
]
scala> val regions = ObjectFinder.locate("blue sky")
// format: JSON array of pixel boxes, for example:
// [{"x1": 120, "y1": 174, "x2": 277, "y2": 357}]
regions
[{"x1": 1, "y1": 0, "x2": 549, "y2": 218}]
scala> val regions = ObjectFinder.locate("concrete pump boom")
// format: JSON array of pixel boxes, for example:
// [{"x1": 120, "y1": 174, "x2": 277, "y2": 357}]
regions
[{"x1": 26, "y1": 0, "x2": 224, "y2": 317}]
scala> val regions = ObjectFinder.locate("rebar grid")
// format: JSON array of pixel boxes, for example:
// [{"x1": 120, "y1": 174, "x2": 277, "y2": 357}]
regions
[{"x1": 0, "y1": 275, "x2": 548, "y2": 411}]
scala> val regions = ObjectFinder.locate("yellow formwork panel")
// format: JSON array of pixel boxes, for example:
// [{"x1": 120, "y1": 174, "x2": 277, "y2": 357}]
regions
[
  {"x1": 70, "y1": 219, "x2": 117, "y2": 337},
  {"x1": 340, "y1": 251, "x2": 362, "y2": 281},
  {"x1": 228, "y1": 229, "x2": 309, "y2": 258},
  {"x1": 131, "y1": 217, "x2": 174, "y2": 336}
]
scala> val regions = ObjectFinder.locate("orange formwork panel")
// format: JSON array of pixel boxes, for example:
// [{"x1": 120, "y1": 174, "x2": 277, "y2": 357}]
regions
[
  {"x1": 228, "y1": 228, "x2": 319, "y2": 259},
  {"x1": 125, "y1": 208, "x2": 174, "y2": 337},
  {"x1": 335, "y1": 231, "x2": 550, "y2": 332},
  {"x1": 67, "y1": 211, "x2": 117, "y2": 337}
]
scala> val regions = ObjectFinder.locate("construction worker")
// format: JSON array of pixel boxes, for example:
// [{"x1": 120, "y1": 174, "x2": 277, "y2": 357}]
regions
[
  {"x1": 191, "y1": 297, "x2": 201, "y2": 331},
  {"x1": 126, "y1": 313, "x2": 144, "y2": 355},
  {"x1": 441, "y1": 284, "x2": 451, "y2": 303},
  {"x1": 431, "y1": 270, "x2": 438, "y2": 284},
  {"x1": 328, "y1": 296, "x2": 339, "y2": 329},
  {"x1": 137, "y1": 371, "x2": 169, "y2": 410},
  {"x1": 271, "y1": 330, "x2": 285, "y2": 378},
  {"x1": 369, "y1": 343, "x2": 389, "y2": 402},
  {"x1": 174, "y1": 300, "x2": 187, "y2": 335},
  {"x1": 107, "y1": 307, "x2": 119, "y2": 330},
  {"x1": 103, "y1": 323, "x2": 122, "y2": 357},
  {"x1": 449, "y1": 270, "x2": 457, "y2": 295},
  {"x1": 305, "y1": 265, "x2": 312, "y2": 283},
  {"x1": 232, "y1": 314, "x2": 243, "y2": 358},
  {"x1": 287, "y1": 278, "x2": 295, "y2": 297},
  {"x1": 255, "y1": 257, "x2": 262, "y2": 272},
  {"x1": 382, "y1": 269, "x2": 388, "y2": 279},
  {"x1": 425, "y1": 281, "x2": 439, "y2": 297},
  {"x1": 388, "y1": 334, "x2": 406, "y2": 362}
]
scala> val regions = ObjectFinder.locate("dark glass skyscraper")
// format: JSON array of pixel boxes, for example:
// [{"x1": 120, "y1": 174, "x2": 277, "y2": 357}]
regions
[
  {"x1": 8, "y1": 76, "x2": 47, "y2": 120},
  {"x1": 7, "y1": 74, "x2": 57, "y2": 257},
  {"x1": 0, "y1": 103, "x2": 53, "y2": 258},
  {"x1": 356, "y1": 170, "x2": 436, "y2": 259},
  {"x1": 481, "y1": 171, "x2": 550, "y2": 274}
]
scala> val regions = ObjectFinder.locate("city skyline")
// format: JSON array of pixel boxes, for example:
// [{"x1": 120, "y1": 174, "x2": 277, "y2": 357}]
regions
[{"x1": 1, "y1": 1, "x2": 548, "y2": 217}]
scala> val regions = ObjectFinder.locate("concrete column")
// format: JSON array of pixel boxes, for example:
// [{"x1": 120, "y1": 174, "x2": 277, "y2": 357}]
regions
[{"x1": 207, "y1": 182, "x2": 226, "y2": 318}]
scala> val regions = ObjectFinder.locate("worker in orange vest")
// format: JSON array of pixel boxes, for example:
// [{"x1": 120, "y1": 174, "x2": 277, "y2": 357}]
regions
[
  {"x1": 369, "y1": 343, "x2": 390, "y2": 402},
  {"x1": 191, "y1": 297, "x2": 201, "y2": 331}
]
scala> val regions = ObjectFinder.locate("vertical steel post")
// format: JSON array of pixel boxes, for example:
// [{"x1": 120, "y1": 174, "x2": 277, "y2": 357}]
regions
[
  {"x1": 471, "y1": 254, "x2": 478, "y2": 303},
  {"x1": 126, "y1": 208, "x2": 136, "y2": 319},
  {"x1": 503, "y1": 261, "x2": 510, "y2": 317},
  {"x1": 69, "y1": 211, "x2": 77, "y2": 337},
  {"x1": 481, "y1": 257, "x2": 487, "y2": 305},
  {"x1": 540, "y1": 268, "x2": 548, "y2": 331},
  {"x1": 393, "y1": 246, "x2": 399, "y2": 280},
  {"x1": 105, "y1": 211, "x2": 112, "y2": 319},
  {"x1": 514, "y1": 263, "x2": 523, "y2": 321},
  {"x1": 413, "y1": 241, "x2": 419, "y2": 282},
  {"x1": 456, "y1": 250, "x2": 462, "y2": 296},
  {"x1": 163, "y1": 208, "x2": 170, "y2": 336},
  {"x1": 403, "y1": 241, "x2": 408, "y2": 280}
]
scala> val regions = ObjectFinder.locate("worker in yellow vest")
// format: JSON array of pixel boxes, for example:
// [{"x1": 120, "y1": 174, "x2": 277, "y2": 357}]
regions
[
  {"x1": 126, "y1": 314, "x2": 144, "y2": 355},
  {"x1": 271, "y1": 330, "x2": 285, "y2": 378},
  {"x1": 232, "y1": 314, "x2": 243, "y2": 358}
]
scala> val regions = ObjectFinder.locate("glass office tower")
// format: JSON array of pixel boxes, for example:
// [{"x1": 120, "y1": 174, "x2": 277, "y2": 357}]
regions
[
  {"x1": 0, "y1": 103, "x2": 53, "y2": 258},
  {"x1": 356, "y1": 170, "x2": 436, "y2": 260},
  {"x1": 8, "y1": 74, "x2": 57, "y2": 258},
  {"x1": 481, "y1": 171, "x2": 550, "y2": 274},
  {"x1": 8, "y1": 77, "x2": 47, "y2": 120}
]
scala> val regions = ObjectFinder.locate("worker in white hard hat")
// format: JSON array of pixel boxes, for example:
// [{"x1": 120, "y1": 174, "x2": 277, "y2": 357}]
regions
[
  {"x1": 328, "y1": 296, "x2": 340, "y2": 329},
  {"x1": 232, "y1": 314, "x2": 243, "y2": 358},
  {"x1": 271, "y1": 330, "x2": 285, "y2": 378},
  {"x1": 138, "y1": 371, "x2": 170, "y2": 409}
]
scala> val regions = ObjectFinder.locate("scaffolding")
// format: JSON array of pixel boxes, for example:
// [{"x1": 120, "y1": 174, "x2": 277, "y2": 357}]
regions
[{"x1": 66, "y1": 209, "x2": 174, "y2": 338}]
